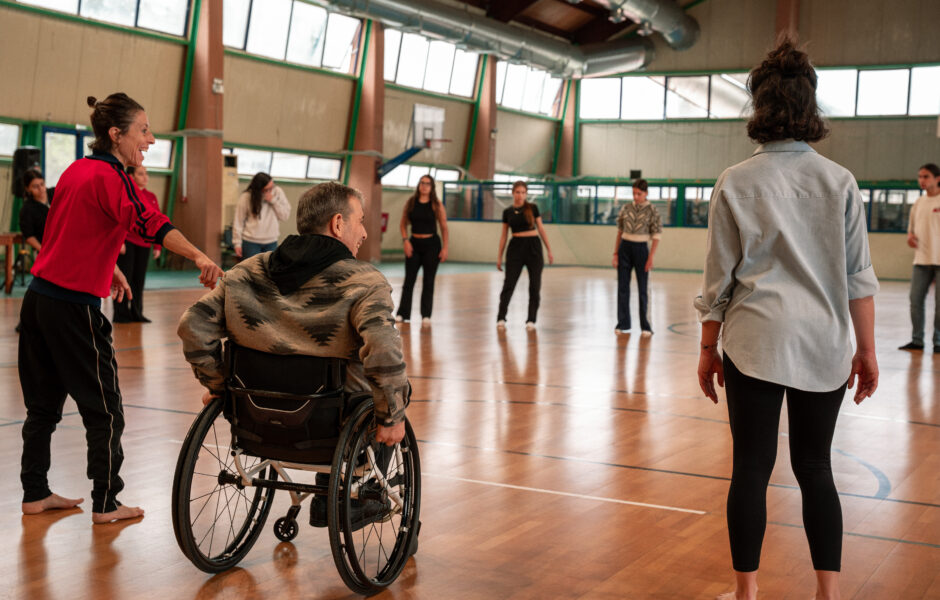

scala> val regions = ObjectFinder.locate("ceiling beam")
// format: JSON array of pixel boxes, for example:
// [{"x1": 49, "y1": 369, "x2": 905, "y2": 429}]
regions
[
  {"x1": 485, "y1": 0, "x2": 537, "y2": 22},
  {"x1": 571, "y1": 15, "x2": 634, "y2": 44}
]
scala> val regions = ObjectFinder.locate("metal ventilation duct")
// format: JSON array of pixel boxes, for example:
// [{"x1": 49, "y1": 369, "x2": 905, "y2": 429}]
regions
[
  {"x1": 592, "y1": 0, "x2": 700, "y2": 51},
  {"x1": 319, "y1": 0, "x2": 657, "y2": 78}
]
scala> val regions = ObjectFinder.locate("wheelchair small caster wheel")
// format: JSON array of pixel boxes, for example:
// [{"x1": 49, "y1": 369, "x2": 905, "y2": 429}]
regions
[{"x1": 274, "y1": 517, "x2": 299, "y2": 541}]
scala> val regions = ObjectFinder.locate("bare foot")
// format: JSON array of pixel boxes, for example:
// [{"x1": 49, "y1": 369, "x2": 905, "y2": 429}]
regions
[
  {"x1": 92, "y1": 505, "x2": 144, "y2": 524},
  {"x1": 22, "y1": 493, "x2": 84, "y2": 515}
]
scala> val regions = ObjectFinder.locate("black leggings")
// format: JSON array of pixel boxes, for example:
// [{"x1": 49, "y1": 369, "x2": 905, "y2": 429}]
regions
[
  {"x1": 115, "y1": 242, "x2": 151, "y2": 321},
  {"x1": 723, "y1": 354, "x2": 845, "y2": 573},
  {"x1": 397, "y1": 235, "x2": 441, "y2": 319},
  {"x1": 497, "y1": 237, "x2": 544, "y2": 323}
]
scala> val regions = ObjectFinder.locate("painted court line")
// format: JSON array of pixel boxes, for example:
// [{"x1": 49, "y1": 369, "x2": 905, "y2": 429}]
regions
[{"x1": 424, "y1": 472, "x2": 707, "y2": 515}]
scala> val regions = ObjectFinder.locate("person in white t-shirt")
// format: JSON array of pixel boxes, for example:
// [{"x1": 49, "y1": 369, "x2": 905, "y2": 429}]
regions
[{"x1": 899, "y1": 163, "x2": 940, "y2": 353}]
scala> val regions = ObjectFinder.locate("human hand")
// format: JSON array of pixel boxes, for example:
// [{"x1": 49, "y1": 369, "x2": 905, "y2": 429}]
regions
[
  {"x1": 403, "y1": 240, "x2": 413, "y2": 258},
  {"x1": 697, "y1": 347, "x2": 724, "y2": 403},
  {"x1": 153, "y1": 247, "x2": 161, "y2": 259},
  {"x1": 547, "y1": 252, "x2": 554, "y2": 265},
  {"x1": 645, "y1": 257, "x2": 654, "y2": 272},
  {"x1": 612, "y1": 254, "x2": 618, "y2": 268},
  {"x1": 375, "y1": 421, "x2": 405, "y2": 446},
  {"x1": 111, "y1": 267, "x2": 132, "y2": 303},
  {"x1": 848, "y1": 350, "x2": 878, "y2": 404},
  {"x1": 195, "y1": 255, "x2": 223, "y2": 290},
  {"x1": 120, "y1": 243, "x2": 127, "y2": 255},
  {"x1": 201, "y1": 390, "x2": 219, "y2": 406},
  {"x1": 496, "y1": 259, "x2": 502, "y2": 271},
  {"x1": 234, "y1": 245, "x2": 242, "y2": 258},
  {"x1": 907, "y1": 233, "x2": 918, "y2": 249},
  {"x1": 439, "y1": 247, "x2": 448, "y2": 262}
]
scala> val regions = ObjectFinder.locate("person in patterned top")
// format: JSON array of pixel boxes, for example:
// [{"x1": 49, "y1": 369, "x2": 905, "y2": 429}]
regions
[
  {"x1": 612, "y1": 178, "x2": 662, "y2": 335},
  {"x1": 178, "y1": 181, "x2": 409, "y2": 445}
]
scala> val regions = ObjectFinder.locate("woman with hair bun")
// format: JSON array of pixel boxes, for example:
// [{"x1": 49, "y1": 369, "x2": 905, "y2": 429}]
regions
[
  {"x1": 695, "y1": 40, "x2": 879, "y2": 600},
  {"x1": 18, "y1": 93, "x2": 223, "y2": 524}
]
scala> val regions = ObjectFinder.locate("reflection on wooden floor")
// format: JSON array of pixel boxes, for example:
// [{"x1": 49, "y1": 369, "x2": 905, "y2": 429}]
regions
[{"x1": 0, "y1": 267, "x2": 937, "y2": 599}]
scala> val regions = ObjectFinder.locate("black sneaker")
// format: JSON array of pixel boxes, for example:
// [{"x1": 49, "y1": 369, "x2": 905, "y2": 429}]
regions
[{"x1": 898, "y1": 342, "x2": 924, "y2": 351}]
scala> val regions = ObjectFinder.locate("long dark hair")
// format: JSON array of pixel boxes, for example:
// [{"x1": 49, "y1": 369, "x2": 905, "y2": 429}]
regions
[
  {"x1": 746, "y1": 38, "x2": 829, "y2": 144},
  {"x1": 23, "y1": 168, "x2": 44, "y2": 201},
  {"x1": 921, "y1": 163, "x2": 940, "y2": 177},
  {"x1": 404, "y1": 174, "x2": 442, "y2": 219},
  {"x1": 512, "y1": 180, "x2": 535, "y2": 227},
  {"x1": 246, "y1": 172, "x2": 272, "y2": 218},
  {"x1": 86, "y1": 93, "x2": 145, "y2": 154}
]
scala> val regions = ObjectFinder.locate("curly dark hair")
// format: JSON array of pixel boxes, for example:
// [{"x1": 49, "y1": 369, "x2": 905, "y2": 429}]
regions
[{"x1": 746, "y1": 39, "x2": 829, "y2": 144}]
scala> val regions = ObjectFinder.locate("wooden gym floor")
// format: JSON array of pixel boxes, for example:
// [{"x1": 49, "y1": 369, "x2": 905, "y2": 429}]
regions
[{"x1": 0, "y1": 267, "x2": 937, "y2": 599}]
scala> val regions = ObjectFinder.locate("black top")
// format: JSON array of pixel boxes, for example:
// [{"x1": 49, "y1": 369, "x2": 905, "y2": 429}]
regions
[
  {"x1": 502, "y1": 203, "x2": 540, "y2": 234},
  {"x1": 20, "y1": 198, "x2": 50, "y2": 243},
  {"x1": 408, "y1": 199, "x2": 437, "y2": 235}
]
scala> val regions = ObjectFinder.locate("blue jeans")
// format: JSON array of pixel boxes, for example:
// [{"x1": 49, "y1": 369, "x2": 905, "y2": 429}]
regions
[
  {"x1": 242, "y1": 240, "x2": 278, "y2": 259},
  {"x1": 909, "y1": 264, "x2": 940, "y2": 346}
]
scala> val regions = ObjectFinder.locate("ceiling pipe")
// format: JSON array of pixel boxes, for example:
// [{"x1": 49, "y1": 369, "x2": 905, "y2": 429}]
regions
[
  {"x1": 591, "y1": 0, "x2": 700, "y2": 50},
  {"x1": 318, "y1": 0, "x2": 655, "y2": 78}
]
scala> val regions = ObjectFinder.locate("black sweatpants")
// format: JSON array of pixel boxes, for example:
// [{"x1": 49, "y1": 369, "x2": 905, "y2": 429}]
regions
[
  {"x1": 497, "y1": 237, "x2": 544, "y2": 323},
  {"x1": 397, "y1": 235, "x2": 442, "y2": 319},
  {"x1": 723, "y1": 354, "x2": 845, "y2": 573},
  {"x1": 115, "y1": 242, "x2": 151, "y2": 322},
  {"x1": 19, "y1": 290, "x2": 126, "y2": 513},
  {"x1": 616, "y1": 240, "x2": 651, "y2": 332}
]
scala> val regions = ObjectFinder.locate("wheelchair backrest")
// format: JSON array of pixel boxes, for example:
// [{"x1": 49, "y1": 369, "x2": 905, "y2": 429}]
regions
[{"x1": 224, "y1": 341, "x2": 346, "y2": 395}]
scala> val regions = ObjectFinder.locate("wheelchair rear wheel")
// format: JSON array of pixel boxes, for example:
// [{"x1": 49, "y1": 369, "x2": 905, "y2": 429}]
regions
[
  {"x1": 172, "y1": 397, "x2": 277, "y2": 573},
  {"x1": 328, "y1": 400, "x2": 421, "y2": 594}
]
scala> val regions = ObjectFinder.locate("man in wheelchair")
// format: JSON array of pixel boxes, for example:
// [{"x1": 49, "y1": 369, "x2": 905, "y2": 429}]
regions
[{"x1": 177, "y1": 181, "x2": 411, "y2": 530}]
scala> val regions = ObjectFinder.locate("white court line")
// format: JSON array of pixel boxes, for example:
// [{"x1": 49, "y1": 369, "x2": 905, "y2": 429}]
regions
[{"x1": 424, "y1": 472, "x2": 707, "y2": 515}]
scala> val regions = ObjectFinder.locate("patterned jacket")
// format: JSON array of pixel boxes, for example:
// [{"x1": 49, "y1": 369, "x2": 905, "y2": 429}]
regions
[
  {"x1": 616, "y1": 201, "x2": 663, "y2": 242},
  {"x1": 177, "y1": 236, "x2": 408, "y2": 425}
]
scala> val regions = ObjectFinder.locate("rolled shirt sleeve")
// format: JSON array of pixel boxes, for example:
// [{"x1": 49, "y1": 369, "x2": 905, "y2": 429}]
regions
[
  {"x1": 844, "y1": 184, "x2": 879, "y2": 299},
  {"x1": 694, "y1": 176, "x2": 741, "y2": 322}
]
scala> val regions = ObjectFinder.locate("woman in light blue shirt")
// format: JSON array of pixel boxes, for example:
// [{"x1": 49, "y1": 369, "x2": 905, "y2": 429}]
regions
[{"x1": 695, "y1": 40, "x2": 879, "y2": 600}]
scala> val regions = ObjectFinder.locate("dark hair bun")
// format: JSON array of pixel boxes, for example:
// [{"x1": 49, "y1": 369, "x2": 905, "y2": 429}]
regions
[{"x1": 87, "y1": 96, "x2": 98, "y2": 108}]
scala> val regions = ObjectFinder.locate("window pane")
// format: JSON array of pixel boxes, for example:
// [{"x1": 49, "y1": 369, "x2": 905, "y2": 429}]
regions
[
  {"x1": 142, "y1": 138, "x2": 172, "y2": 168},
  {"x1": 684, "y1": 186, "x2": 712, "y2": 227},
  {"x1": 223, "y1": 0, "x2": 250, "y2": 48},
  {"x1": 710, "y1": 73, "x2": 750, "y2": 118},
  {"x1": 137, "y1": 0, "x2": 188, "y2": 35},
  {"x1": 245, "y1": 0, "x2": 291, "y2": 60},
  {"x1": 666, "y1": 76, "x2": 709, "y2": 118},
  {"x1": 500, "y1": 64, "x2": 528, "y2": 110},
  {"x1": 580, "y1": 78, "x2": 621, "y2": 119},
  {"x1": 521, "y1": 69, "x2": 546, "y2": 114},
  {"x1": 396, "y1": 33, "x2": 429, "y2": 88},
  {"x1": 270, "y1": 152, "x2": 308, "y2": 179},
  {"x1": 285, "y1": 1, "x2": 327, "y2": 67},
  {"x1": 82, "y1": 133, "x2": 95, "y2": 156},
  {"x1": 434, "y1": 168, "x2": 460, "y2": 182},
  {"x1": 231, "y1": 148, "x2": 272, "y2": 175},
  {"x1": 0, "y1": 123, "x2": 19, "y2": 157},
  {"x1": 44, "y1": 131, "x2": 77, "y2": 187},
  {"x1": 407, "y1": 166, "x2": 431, "y2": 188},
  {"x1": 621, "y1": 76, "x2": 665, "y2": 119},
  {"x1": 423, "y1": 40, "x2": 456, "y2": 94},
  {"x1": 540, "y1": 77, "x2": 562, "y2": 116},
  {"x1": 908, "y1": 66, "x2": 940, "y2": 115},
  {"x1": 857, "y1": 69, "x2": 910, "y2": 116},
  {"x1": 19, "y1": 0, "x2": 78, "y2": 11},
  {"x1": 381, "y1": 164, "x2": 410, "y2": 187},
  {"x1": 816, "y1": 69, "x2": 857, "y2": 117},
  {"x1": 321, "y1": 13, "x2": 360, "y2": 72},
  {"x1": 450, "y1": 49, "x2": 478, "y2": 97},
  {"x1": 80, "y1": 0, "x2": 135, "y2": 26},
  {"x1": 384, "y1": 29, "x2": 402, "y2": 81},
  {"x1": 307, "y1": 157, "x2": 342, "y2": 180},
  {"x1": 870, "y1": 189, "x2": 917, "y2": 231},
  {"x1": 495, "y1": 61, "x2": 507, "y2": 104}
]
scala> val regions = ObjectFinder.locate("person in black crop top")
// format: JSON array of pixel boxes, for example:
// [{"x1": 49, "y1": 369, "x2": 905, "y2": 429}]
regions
[
  {"x1": 396, "y1": 174, "x2": 449, "y2": 324},
  {"x1": 496, "y1": 180, "x2": 554, "y2": 329}
]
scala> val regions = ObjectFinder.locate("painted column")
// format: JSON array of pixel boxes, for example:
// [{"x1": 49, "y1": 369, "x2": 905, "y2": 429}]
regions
[
  {"x1": 465, "y1": 56, "x2": 496, "y2": 180},
  {"x1": 552, "y1": 79, "x2": 576, "y2": 178},
  {"x1": 345, "y1": 20, "x2": 384, "y2": 263},
  {"x1": 775, "y1": 0, "x2": 799, "y2": 39}
]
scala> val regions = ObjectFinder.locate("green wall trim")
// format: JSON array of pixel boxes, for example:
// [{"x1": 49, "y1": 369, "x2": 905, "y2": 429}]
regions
[
  {"x1": 597, "y1": 61, "x2": 940, "y2": 82},
  {"x1": 386, "y1": 82, "x2": 475, "y2": 105},
  {"x1": 463, "y1": 55, "x2": 488, "y2": 172},
  {"x1": 496, "y1": 106, "x2": 561, "y2": 123},
  {"x1": 223, "y1": 141, "x2": 345, "y2": 159},
  {"x1": 0, "y1": 0, "x2": 187, "y2": 45},
  {"x1": 342, "y1": 19, "x2": 372, "y2": 185},
  {"x1": 0, "y1": 116, "x2": 28, "y2": 125},
  {"x1": 223, "y1": 48, "x2": 358, "y2": 81},
  {"x1": 572, "y1": 80, "x2": 581, "y2": 177},
  {"x1": 176, "y1": 0, "x2": 202, "y2": 131}
]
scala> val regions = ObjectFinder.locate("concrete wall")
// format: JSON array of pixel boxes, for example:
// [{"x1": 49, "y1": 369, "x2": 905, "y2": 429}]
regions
[{"x1": 383, "y1": 88, "x2": 471, "y2": 168}]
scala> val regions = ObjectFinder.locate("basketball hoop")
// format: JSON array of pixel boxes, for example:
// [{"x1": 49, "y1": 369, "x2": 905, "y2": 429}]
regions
[{"x1": 424, "y1": 138, "x2": 452, "y2": 150}]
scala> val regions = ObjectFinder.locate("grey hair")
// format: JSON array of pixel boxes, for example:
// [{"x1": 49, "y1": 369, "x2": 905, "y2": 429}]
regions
[{"x1": 297, "y1": 181, "x2": 363, "y2": 235}]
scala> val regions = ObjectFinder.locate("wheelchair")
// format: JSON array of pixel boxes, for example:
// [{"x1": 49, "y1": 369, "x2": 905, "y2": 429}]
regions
[{"x1": 171, "y1": 342, "x2": 421, "y2": 595}]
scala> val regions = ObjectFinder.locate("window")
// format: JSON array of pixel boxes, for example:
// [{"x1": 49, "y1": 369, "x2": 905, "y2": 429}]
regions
[
  {"x1": 869, "y1": 189, "x2": 921, "y2": 232},
  {"x1": 142, "y1": 138, "x2": 173, "y2": 169},
  {"x1": 226, "y1": 147, "x2": 341, "y2": 181},
  {"x1": 270, "y1": 152, "x2": 308, "y2": 179},
  {"x1": 495, "y1": 62, "x2": 562, "y2": 117},
  {"x1": 0, "y1": 123, "x2": 20, "y2": 157},
  {"x1": 307, "y1": 157, "x2": 342, "y2": 180},
  {"x1": 909, "y1": 66, "x2": 940, "y2": 115},
  {"x1": 386, "y1": 30, "x2": 479, "y2": 98},
  {"x1": 18, "y1": 0, "x2": 189, "y2": 36},
  {"x1": 381, "y1": 164, "x2": 461, "y2": 187},
  {"x1": 857, "y1": 69, "x2": 910, "y2": 116},
  {"x1": 225, "y1": 1, "x2": 361, "y2": 73},
  {"x1": 43, "y1": 131, "x2": 79, "y2": 187},
  {"x1": 684, "y1": 186, "x2": 713, "y2": 227},
  {"x1": 665, "y1": 76, "x2": 709, "y2": 118},
  {"x1": 580, "y1": 78, "x2": 622, "y2": 119},
  {"x1": 709, "y1": 74, "x2": 749, "y2": 118},
  {"x1": 621, "y1": 76, "x2": 666, "y2": 119}
]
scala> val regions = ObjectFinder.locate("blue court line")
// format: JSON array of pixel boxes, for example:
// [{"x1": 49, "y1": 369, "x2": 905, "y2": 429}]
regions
[{"x1": 769, "y1": 521, "x2": 940, "y2": 549}]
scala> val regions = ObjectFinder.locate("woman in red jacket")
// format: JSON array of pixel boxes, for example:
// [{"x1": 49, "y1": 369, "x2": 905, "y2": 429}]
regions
[{"x1": 19, "y1": 93, "x2": 223, "y2": 524}]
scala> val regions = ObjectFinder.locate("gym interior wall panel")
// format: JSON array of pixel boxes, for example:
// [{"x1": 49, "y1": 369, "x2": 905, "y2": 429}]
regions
[
  {"x1": 0, "y1": 163, "x2": 13, "y2": 232},
  {"x1": 0, "y1": 6, "x2": 183, "y2": 132},
  {"x1": 383, "y1": 88, "x2": 471, "y2": 168},
  {"x1": 802, "y1": 0, "x2": 940, "y2": 66},
  {"x1": 644, "y1": 0, "x2": 777, "y2": 73},
  {"x1": 495, "y1": 110, "x2": 556, "y2": 174},
  {"x1": 818, "y1": 119, "x2": 940, "y2": 182},
  {"x1": 223, "y1": 55, "x2": 353, "y2": 153},
  {"x1": 380, "y1": 189, "x2": 412, "y2": 252}
]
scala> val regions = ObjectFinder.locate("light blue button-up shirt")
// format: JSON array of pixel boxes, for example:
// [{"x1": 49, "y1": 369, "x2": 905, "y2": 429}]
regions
[{"x1": 694, "y1": 140, "x2": 879, "y2": 392}]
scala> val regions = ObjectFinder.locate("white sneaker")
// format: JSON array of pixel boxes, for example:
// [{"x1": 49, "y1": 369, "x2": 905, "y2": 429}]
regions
[
  {"x1": 641, "y1": 330, "x2": 653, "y2": 337},
  {"x1": 615, "y1": 329, "x2": 629, "y2": 335},
  {"x1": 422, "y1": 317, "x2": 431, "y2": 326},
  {"x1": 394, "y1": 315, "x2": 403, "y2": 323},
  {"x1": 525, "y1": 321, "x2": 536, "y2": 331},
  {"x1": 497, "y1": 320, "x2": 506, "y2": 328}
]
